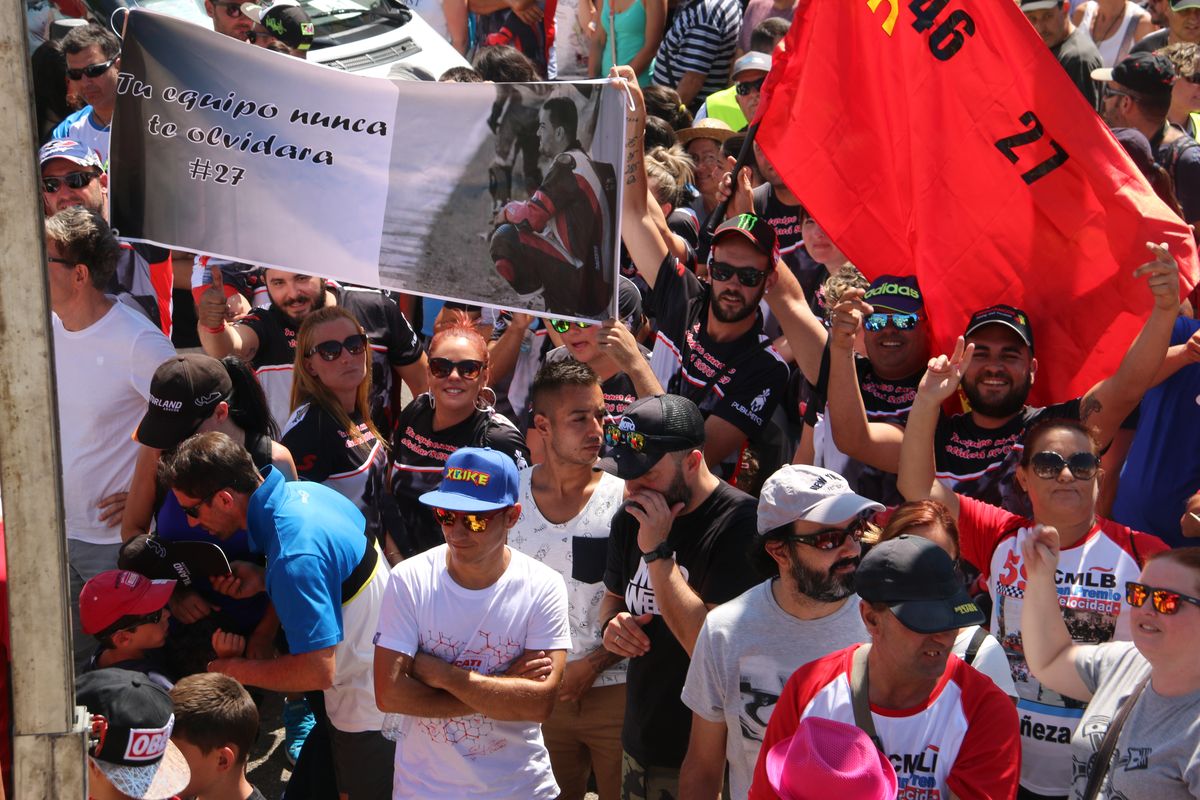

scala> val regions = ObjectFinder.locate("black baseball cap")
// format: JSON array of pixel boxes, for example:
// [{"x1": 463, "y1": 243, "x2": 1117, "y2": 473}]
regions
[
  {"x1": 863, "y1": 275, "x2": 923, "y2": 315},
  {"x1": 1091, "y1": 53, "x2": 1176, "y2": 101},
  {"x1": 712, "y1": 213, "x2": 780, "y2": 265},
  {"x1": 964, "y1": 304, "x2": 1034, "y2": 350},
  {"x1": 134, "y1": 355, "x2": 232, "y2": 449},
  {"x1": 77, "y1": 669, "x2": 191, "y2": 799},
  {"x1": 117, "y1": 534, "x2": 233, "y2": 587},
  {"x1": 596, "y1": 394, "x2": 706, "y2": 479},
  {"x1": 242, "y1": 0, "x2": 315, "y2": 51},
  {"x1": 855, "y1": 536, "x2": 984, "y2": 634}
]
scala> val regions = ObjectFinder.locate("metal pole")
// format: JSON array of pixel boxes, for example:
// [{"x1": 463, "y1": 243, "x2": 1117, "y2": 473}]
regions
[{"x1": 0, "y1": 6, "x2": 90, "y2": 799}]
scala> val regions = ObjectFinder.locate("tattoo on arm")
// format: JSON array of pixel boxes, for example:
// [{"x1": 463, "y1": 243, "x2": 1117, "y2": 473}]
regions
[{"x1": 1079, "y1": 394, "x2": 1102, "y2": 426}]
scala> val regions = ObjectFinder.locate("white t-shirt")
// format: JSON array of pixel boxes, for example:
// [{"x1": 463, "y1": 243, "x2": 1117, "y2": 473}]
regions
[
  {"x1": 951, "y1": 625, "x2": 1018, "y2": 699},
  {"x1": 53, "y1": 302, "x2": 176, "y2": 545},
  {"x1": 682, "y1": 581, "x2": 868, "y2": 800},
  {"x1": 374, "y1": 545, "x2": 572, "y2": 799},
  {"x1": 508, "y1": 467, "x2": 628, "y2": 686}
]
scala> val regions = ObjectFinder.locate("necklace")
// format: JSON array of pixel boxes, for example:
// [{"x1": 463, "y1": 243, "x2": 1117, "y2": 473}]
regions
[{"x1": 1092, "y1": 1, "x2": 1125, "y2": 43}]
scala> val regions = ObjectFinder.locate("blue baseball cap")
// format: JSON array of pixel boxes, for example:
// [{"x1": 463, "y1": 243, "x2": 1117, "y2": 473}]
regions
[{"x1": 419, "y1": 448, "x2": 520, "y2": 512}]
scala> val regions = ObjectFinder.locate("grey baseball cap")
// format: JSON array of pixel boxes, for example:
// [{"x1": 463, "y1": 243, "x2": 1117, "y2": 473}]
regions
[{"x1": 756, "y1": 465, "x2": 884, "y2": 535}]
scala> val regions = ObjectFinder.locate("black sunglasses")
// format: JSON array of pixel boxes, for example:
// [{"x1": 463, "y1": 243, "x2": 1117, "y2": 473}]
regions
[
  {"x1": 66, "y1": 56, "x2": 118, "y2": 81},
  {"x1": 787, "y1": 516, "x2": 869, "y2": 551},
  {"x1": 42, "y1": 171, "x2": 100, "y2": 194},
  {"x1": 98, "y1": 607, "x2": 165, "y2": 638},
  {"x1": 213, "y1": 1, "x2": 245, "y2": 16},
  {"x1": 1126, "y1": 581, "x2": 1200, "y2": 615},
  {"x1": 1029, "y1": 450, "x2": 1101, "y2": 481},
  {"x1": 709, "y1": 261, "x2": 767, "y2": 287},
  {"x1": 429, "y1": 357, "x2": 484, "y2": 380},
  {"x1": 307, "y1": 334, "x2": 368, "y2": 361},
  {"x1": 247, "y1": 29, "x2": 277, "y2": 44},
  {"x1": 736, "y1": 77, "x2": 765, "y2": 96},
  {"x1": 181, "y1": 492, "x2": 218, "y2": 519}
]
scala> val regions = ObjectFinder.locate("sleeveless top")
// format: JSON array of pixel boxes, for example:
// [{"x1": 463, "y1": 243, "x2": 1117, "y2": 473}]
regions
[
  {"x1": 1079, "y1": 1, "x2": 1143, "y2": 67},
  {"x1": 601, "y1": 0, "x2": 651, "y2": 85}
]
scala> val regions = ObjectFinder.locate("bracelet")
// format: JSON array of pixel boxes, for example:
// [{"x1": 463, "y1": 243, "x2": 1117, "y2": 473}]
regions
[{"x1": 203, "y1": 322, "x2": 227, "y2": 334}]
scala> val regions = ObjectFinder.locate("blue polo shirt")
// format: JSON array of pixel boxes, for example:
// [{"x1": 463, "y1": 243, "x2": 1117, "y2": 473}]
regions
[{"x1": 246, "y1": 466, "x2": 369, "y2": 654}]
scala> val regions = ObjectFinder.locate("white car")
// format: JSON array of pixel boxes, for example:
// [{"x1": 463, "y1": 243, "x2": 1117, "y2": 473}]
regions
[{"x1": 96, "y1": 0, "x2": 469, "y2": 78}]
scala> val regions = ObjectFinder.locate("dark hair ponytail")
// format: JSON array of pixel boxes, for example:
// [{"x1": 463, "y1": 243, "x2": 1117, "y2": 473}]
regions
[{"x1": 221, "y1": 356, "x2": 279, "y2": 440}]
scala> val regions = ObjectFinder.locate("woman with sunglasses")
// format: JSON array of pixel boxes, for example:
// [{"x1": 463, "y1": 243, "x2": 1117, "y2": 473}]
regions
[
  {"x1": 282, "y1": 307, "x2": 394, "y2": 553},
  {"x1": 873, "y1": 500, "x2": 1017, "y2": 700},
  {"x1": 1021, "y1": 531, "x2": 1200, "y2": 800},
  {"x1": 388, "y1": 314, "x2": 529, "y2": 559},
  {"x1": 897, "y1": 337, "x2": 1169, "y2": 800}
]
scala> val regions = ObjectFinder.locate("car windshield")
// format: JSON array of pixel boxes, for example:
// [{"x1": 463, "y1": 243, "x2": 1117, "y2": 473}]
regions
[{"x1": 137, "y1": 0, "x2": 398, "y2": 37}]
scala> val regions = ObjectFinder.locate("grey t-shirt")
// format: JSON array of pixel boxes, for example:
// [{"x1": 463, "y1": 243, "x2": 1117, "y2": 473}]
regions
[
  {"x1": 1072, "y1": 642, "x2": 1200, "y2": 800},
  {"x1": 681, "y1": 580, "x2": 868, "y2": 800}
]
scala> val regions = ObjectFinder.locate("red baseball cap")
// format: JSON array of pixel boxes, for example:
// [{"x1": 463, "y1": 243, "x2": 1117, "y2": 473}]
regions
[{"x1": 80, "y1": 570, "x2": 176, "y2": 636}]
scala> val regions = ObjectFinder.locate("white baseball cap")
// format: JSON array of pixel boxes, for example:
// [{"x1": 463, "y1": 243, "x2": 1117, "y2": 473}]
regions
[{"x1": 756, "y1": 465, "x2": 884, "y2": 535}]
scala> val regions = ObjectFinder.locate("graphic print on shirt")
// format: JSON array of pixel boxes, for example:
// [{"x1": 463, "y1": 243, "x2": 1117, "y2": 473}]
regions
[
  {"x1": 416, "y1": 629, "x2": 525, "y2": 758},
  {"x1": 624, "y1": 558, "x2": 690, "y2": 616},
  {"x1": 736, "y1": 653, "x2": 794, "y2": 769}
]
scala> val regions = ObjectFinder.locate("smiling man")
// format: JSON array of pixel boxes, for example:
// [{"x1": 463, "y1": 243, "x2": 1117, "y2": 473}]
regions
[
  {"x1": 52, "y1": 23, "x2": 122, "y2": 165},
  {"x1": 748, "y1": 535, "x2": 1020, "y2": 800}
]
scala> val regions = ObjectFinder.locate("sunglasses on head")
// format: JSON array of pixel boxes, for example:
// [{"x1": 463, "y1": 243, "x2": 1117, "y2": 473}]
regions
[
  {"x1": 787, "y1": 515, "x2": 869, "y2": 551},
  {"x1": 1029, "y1": 450, "x2": 1101, "y2": 481},
  {"x1": 307, "y1": 334, "x2": 368, "y2": 361},
  {"x1": 709, "y1": 261, "x2": 767, "y2": 287},
  {"x1": 66, "y1": 56, "x2": 118, "y2": 81},
  {"x1": 1126, "y1": 581, "x2": 1200, "y2": 615},
  {"x1": 42, "y1": 171, "x2": 100, "y2": 194},
  {"x1": 432, "y1": 507, "x2": 505, "y2": 532},
  {"x1": 735, "y1": 77, "x2": 765, "y2": 96},
  {"x1": 863, "y1": 312, "x2": 920, "y2": 332},
  {"x1": 213, "y1": 1, "x2": 245, "y2": 16},
  {"x1": 429, "y1": 357, "x2": 484, "y2": 380}
]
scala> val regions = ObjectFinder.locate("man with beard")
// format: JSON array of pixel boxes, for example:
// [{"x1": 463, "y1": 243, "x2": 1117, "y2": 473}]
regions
[
  {"x1": 599, "y1": 394, "x2": 760, "y2": 798},
  {"x1": 489, "y1": 94, "x2": 618, "y2": 318},
  {"x1": 1132, "y1": 0, "x2": 1200, "y2": 53},
  {"x1": 748, "y1": 536, "x2": 1019, "y2": 800},
  {"x1": 198, "y1": 268, "x2": 427, "y2": 429},
  {"x1": 678, "y1": 465, "x2": 877, "y2": 800},
  {"x1": 819, "y1": 288, "x2": 1178, "y2": 514}
]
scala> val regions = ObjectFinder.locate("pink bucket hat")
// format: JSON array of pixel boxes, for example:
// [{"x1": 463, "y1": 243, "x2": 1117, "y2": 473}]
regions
[{"x1": 765, "y1": 717, "x2": 898, "y2": 800}]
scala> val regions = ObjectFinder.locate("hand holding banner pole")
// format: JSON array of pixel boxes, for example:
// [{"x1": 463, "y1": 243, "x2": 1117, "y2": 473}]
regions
[{"x1": 699, "y1": 121, "x2": 758, "y2": 256}]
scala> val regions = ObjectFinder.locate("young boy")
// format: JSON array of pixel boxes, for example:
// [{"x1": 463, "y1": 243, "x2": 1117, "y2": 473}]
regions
[
  {"x1": 79, "y1": 569, "x2": 175, "y2": 689},
  {"x1": 169, "y1": 674, "x2": 265, "y2": 800}
]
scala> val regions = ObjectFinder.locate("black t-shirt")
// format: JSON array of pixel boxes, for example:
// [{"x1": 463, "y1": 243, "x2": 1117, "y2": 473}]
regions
[
  {"x1": 934, "y1": 398, "x2": 1082, "y2": 515},
  {"x1": 1052, "y1": 26, "x2": 1104, "y2": 112},
  {"x1": 281, "y1": 403, "x2": 388, "y2": 546},
  {"x1": 647, "y1": 253, "x2": 790, "y2": 440},
  {"x1": 603, "y1": 480, "x2": 760, "y2": 767},
  {"x1": 237, "y1": 284, "x2": 422, "y2": 428},
  {"x1": 1152, "y1": 126, "x2": 1200, "y2": 224},
  {"x1": 1129, "y1": 27, "x2": 1168, "y2": 55},
  {"x1": 752, "y1": 183, "x2": 802, "y2": 255},
  {"x1": 806, "y1": 344, "x2": 921, "y2": 505},
  {"x1": 387, "y1": 393, "x2": 530, "y2": 556}
]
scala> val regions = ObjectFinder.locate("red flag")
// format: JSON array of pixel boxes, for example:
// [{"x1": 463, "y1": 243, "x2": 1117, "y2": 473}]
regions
[{"x1": 756, "y1": 0, "x2": 1199, "y2": 406}]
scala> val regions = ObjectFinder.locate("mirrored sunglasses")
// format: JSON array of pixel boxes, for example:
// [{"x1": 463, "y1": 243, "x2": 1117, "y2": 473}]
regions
[
  {"x1": 1126, "y1": 581, "x2": 1200, "y2": 615},
  {"x1": 735, "y1": 77, "x2": 765, "y2": 96},
  {"x1": 787, "y1": 516, "x2": 869, "y2": 551},
  {"x1": 863, "y1": 312, "x2": 920, "y2": 332},
  {"x1": 432, "y1": 507, "x2": 504, "y2": 533}
]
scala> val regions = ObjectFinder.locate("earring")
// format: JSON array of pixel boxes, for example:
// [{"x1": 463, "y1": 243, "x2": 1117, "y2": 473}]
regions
[{"x1": 475, "y1": 386, "x2": 498, "y2": 412}]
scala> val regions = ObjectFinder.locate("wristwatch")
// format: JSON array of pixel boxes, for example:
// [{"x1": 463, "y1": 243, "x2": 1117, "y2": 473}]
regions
[{"x1": 641, "y1": 541, "x2": 674, "y2": 564}]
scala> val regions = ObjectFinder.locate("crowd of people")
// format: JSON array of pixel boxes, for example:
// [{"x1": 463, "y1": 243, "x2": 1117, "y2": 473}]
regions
[{"x1": 21, "y1": 0, "x2": 1200, "y2": 799}]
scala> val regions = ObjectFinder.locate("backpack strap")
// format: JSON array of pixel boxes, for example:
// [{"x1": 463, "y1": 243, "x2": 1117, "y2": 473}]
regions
[
  {"x1": 963, "y1": 626, "x2": 990, "y2": 666},
  {"x1": 849, "y1": 644, "x2": 883, "y2": 751},
  {"x1": 1082, "y1": 674, "x2": 1150, "y2": 800}
]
